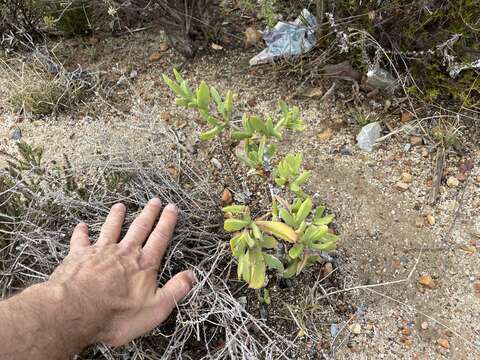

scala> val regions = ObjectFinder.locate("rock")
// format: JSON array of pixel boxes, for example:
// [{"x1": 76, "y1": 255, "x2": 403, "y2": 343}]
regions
[
  {"x1": 415, "y1": 217, "x2": 424, "y2": 228},
  {"x1": 318, "y1": 128, "x2": 333, "y2": 141},
  {"x1": 473, "y1": 282, "x2": 480, "y2": 296},
  {"x1": 221, "y1": 188, "x2": 233, "y2": 205},
  {"x1": 421, "y1": 148, "x2": 429, "y2": 158},
  {"x1": 167, "y1": 165, "x2": 178, "y2": 178},
  {"x1": 322, "y1": 262, "x2": 333, "y2": 278},
  {"x1": 401, "y1": 172, "x2": 413, "y2": 183},
  {"x1": 348, "y1": 323, "x2": 362, "y2": 335},
  {"x1": 357, "y1": 122, "x2": 382, "y2": 152},
  {"x1": 160, "y1": 112, "x2": 171, "y2": 122},
  {"x1": 340, "y1": 147, "x2": 352, "y2": 156},
  {"x1": 159, "y1": 42, "x2": 170, "y2": 52},
  {"x1": 211, "y1": 43, "x2": 223, "y2": 50},
  {"x1": 476, "y1": 175, "x2": 480, "y2": 184},
  {"x1": 421, "y1": 321, "x2": 428, "y2": 330},
  {"x1": 447, "y1": 176, "x2": 459, "y2": 188},
  {"x1": 426, "y1": 214, "x2": 435, "y2": 226},
  {"x1": 244, "y1": 27, "x2": 262, "y2": 49},
  {"x1": 148, "y1": 52, "x2": 162, "y2": 63},
  {"x1": 401, "y1": 112, "x2": 414, "y2": 123},
  {"x1": 211, "y1": 158, "x2": 222, "y2": 170},
  {"x1": 419, "y1": 275, "x2": 435, "y2": 289},
  {"x1": 410, "y1": 136, "x2": 423, "y2": 146},
  {"x1": 129, "y1": 70, "x2": 138, "y2": 79},
  {"x1": 437, "y1": 338, "x2": 449, "y2": 349},
  {"x1": 9, "y1": 127, "x2": 22, "y2": 140},
  {"x1": 395, "y1": 181, "x2": 410, "y2": 192},
  {"x1": 401, "y1": 327, "x2": 411, "y2": 336}
]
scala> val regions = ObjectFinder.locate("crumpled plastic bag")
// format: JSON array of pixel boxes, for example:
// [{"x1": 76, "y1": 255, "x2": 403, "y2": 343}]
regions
[{"x1": 250, "y1": 9, "x2": 317, "y2": 66}]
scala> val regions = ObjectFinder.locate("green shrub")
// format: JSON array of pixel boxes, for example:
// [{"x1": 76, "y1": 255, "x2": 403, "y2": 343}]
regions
[{"x1": 164, "y1": 70, "x2": 339, "y2": 289}]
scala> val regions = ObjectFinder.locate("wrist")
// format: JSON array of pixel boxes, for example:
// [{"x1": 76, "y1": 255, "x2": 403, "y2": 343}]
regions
[{"x1": 27, "y1": 282, "x2": 100, "y2": 354}]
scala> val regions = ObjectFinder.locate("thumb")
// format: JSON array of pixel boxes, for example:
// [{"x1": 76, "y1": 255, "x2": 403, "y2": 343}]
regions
[{"x1": 154, "y1": 270, "x2": 196, "y2": 322}]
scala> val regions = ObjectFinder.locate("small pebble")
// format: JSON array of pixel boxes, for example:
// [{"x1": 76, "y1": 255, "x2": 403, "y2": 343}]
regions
[
  {"x1": 437, "y1": 338, "x2": 449, "y2": 349},
  {"x1": 447, "y1": 176, "x2": 459, "y2": 188},
  {"x1": 410, "y1": 136, "x2": 423, "y2": 146},
  {"x1": 426, "y1": 214, "x2": 435, "y2": 226},
  {"x1": 349, "y1": 323, "x2": 362, "y2": 335},
  {"x1": 401, "y1": 172, "x2": 413, "y2": 183},
  {"x1": 10, "y1": 127, "x2": 22, "y2": 140},
  {"x1": 395, "y1": 181, "x2": 410, "y2": 192},
  {"x1": 421, "y1": 321, "x2": 428, "y2": 330},
  {"x1": 419, "y1": 275, "x2": 435, "y2": 289},
  {"x1": 211, "y1": 158, "x2": 222, "y2": 170}
]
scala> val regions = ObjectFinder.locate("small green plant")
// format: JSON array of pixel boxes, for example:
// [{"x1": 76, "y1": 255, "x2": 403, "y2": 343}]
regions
[
  {"x1": 163, "y1": 70, "x2": 305, "y2": 171},
  {"x1": 164, "y1": 70, "x2": 339, "y2": 289},
  {"x1": 34, "y1": 0, "x2": 93, "y2": 35},
  {"x1": 274, "y1": 153, "x2": 311, "y2": 194}
]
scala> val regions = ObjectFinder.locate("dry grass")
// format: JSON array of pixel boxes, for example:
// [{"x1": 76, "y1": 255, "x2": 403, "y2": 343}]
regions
[
  {"x1": 0, "y1": 139, "x2": 292, "y2": 359},
  {"x1": 0, "y1": 50, "x2": 97, "y2": 115}
]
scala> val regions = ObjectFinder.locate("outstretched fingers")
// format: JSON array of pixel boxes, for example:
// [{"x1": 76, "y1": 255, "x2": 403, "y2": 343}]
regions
[
  {"x1": 97, "y1": 203, "x2": 126, "y2": 246},
  {"x1": 154, "y1": 270, "x2": 196, "y2": 323},
  {"x1": 70, "y1": 222, "x2": 90, "y2": 252},
  {"x1": 142, "y1": 203, "x2": 178, "y2": 268},
  {"x1": 121, "y1": 198, "x2": 162, "y2": 248}
]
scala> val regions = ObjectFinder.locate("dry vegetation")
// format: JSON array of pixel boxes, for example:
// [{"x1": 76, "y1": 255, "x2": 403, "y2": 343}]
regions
[{"x1": 1, "y1": 0, "x2": 479, "y2": 359}]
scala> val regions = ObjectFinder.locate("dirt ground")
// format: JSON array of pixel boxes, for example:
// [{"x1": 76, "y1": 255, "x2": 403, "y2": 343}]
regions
[{"x1": 1, "y1": 28, "x2": 479, "y2": 359}]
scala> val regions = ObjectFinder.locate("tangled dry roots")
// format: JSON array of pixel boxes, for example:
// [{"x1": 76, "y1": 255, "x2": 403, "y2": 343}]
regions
[{"x1": 0, "y1": 146, "x2": 290, "y2": 359}]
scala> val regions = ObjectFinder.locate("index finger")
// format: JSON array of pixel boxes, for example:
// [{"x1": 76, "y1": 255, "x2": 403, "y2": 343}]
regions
[{"x1": 142, "y1": 203, "x2": 178, "y2": 267}]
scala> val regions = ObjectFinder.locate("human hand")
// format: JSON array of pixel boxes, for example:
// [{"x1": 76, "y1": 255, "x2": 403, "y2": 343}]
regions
[{"x1": 47, "y1": 198, "x2": 195, "y2": 347}]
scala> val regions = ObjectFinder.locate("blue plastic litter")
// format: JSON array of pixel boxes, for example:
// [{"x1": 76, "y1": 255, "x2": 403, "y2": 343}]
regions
[{"x1": 249, "y1": 9, "x2": 317, "y2": 66}]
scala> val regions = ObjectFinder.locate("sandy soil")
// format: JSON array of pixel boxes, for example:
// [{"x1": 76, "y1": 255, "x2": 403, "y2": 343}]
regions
[{"x1": 1, "y1": 29, "x2": 479, "y2": 359}]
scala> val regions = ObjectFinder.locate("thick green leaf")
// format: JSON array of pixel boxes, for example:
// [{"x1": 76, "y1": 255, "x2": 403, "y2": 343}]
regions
[
  {"x1": 173, "y1": 68, "x2": 184, "y2": 83},
  {"x1": 222, "y1": 205, "x2": 248, "y2": 213},
  {"x1": 311, "y1": 225, "x2": 329, "y2": 241},
  {"x1": 263, "y1": 289, "x2": 271, "y2": 305},
  {"x1": 275, "y1": 177, "x2": 286, "y2": 186},
  {"x1": 295, "y1": 197, "x2": 312, "y2": 224},
  {"x1": 224, "y1": 219, "x2": 249, "y2": 232},
  {"x1": 245, "y1": 231, "x2": 255, "y2": 248},
  {"x1": 314, "y1": 206, "x2": 326, "y2": 220},
  {"x1": 261, "y1": 236, "x2": 278, "y2": 249},
  {"x1": 283, "y1": 259, "x2": 299, "y2": 278},
  {"x1": 196, "y1": 81, "x2": 211, "y2": 109},
  {"x1": 264, "y1": 253, "x2": 284, "y2": 271},
  {"x1": 255, "y1": 221, "x2": 298, "y2": 243},
  {"x1": 175, "y1": 98, "x2": 189, "y2": 107},
  {"x1": 288, "y1": 243, "x2": 304, "y2": 259},
  {"x1": 313, "y1": 213, "x2": 335, "y2": 226},
  {"x1": 231, "y1": 131, "x2": 252, "y2": 140},
  {"x1": 249, "y1": 116, "x2": 267, "y2": 134},
  {"x1": 230, "y1": 233, "x2": 247, "y2": 257},
  {"x1": 210, "y1": 86, "x2": 223, "y2": 109},
  {"x1": 162, "y1": 75, "x2": 183, "y2": 95},
  {"x1": 224, "y1": 90, "x2": 234, "y2": 122},
  {"x1": 200, "y1": 127, "x2": 220, "y2": 141},
  {"x1": 279, "y1": 208, "x2": 296, "y2": 228},
  {"x1": 249, "y1": 249, "x2": 266, "y2": 288},
  {"x1": 294, "y1": 171, "x2": 311, "y2": 186},
  {"x1": 237, "y1": 252, "x2": 250, "y2": 282},
  {"x1": 309, "y1": 240, "x2": 336, "y2": 251},
  {"x1": 289, "y1": 183, "x2": 300, "y2": 193},
  {"x1": 251, "y1": 223, "x2": 262, "y2": 240}
]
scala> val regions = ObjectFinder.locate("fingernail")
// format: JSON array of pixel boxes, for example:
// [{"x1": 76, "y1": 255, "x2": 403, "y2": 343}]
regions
[
  {"x1": 165, "y1": 203, "x2": 177, "y2": 213},
  {"x1": 113, "y1": 203, "x2": 125, "y2": 211},
  {"x1": 186, "y1": 270, "x2": 197, "y2": 285},
  {"x1": 149, "y1": 198, "x2": 161, "y2": 206}
]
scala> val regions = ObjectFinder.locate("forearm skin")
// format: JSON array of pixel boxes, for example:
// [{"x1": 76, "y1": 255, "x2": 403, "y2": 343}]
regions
[{"x1": 0, "y1": 282, "x2": 95, "y2": 360}]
